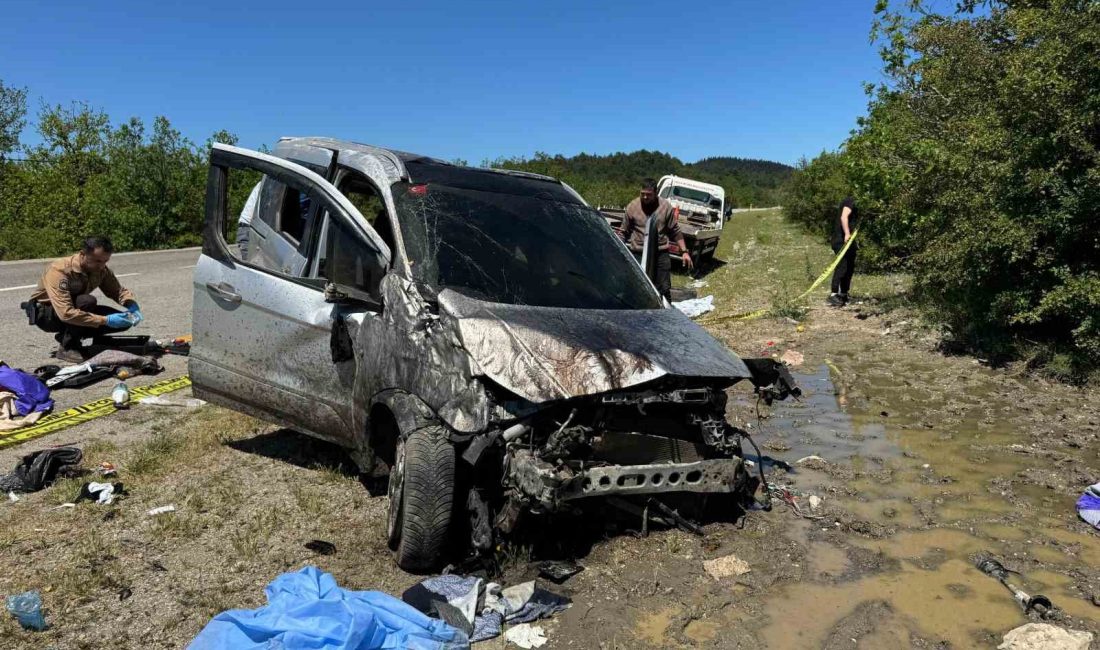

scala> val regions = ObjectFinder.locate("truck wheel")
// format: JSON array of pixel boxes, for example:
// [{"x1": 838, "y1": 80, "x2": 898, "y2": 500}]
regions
[{"x1": 387, "y1": 425, "x2": 456, "y2": 572}]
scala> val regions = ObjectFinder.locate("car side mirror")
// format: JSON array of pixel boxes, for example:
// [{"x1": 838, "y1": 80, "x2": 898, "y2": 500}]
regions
[{"x1": 324, "y1": 282, "x2": 382, "y2": 311}]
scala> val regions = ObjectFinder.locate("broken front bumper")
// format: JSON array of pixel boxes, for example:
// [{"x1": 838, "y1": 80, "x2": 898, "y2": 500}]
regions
[{"x1": 508, "y1": 449, "x2": 746, "y2": 507}]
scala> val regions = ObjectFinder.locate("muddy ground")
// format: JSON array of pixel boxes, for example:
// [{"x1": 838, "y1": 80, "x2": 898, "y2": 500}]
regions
[{"x1": 1, "y1": 210, "x2": 1097, "y2": 648}]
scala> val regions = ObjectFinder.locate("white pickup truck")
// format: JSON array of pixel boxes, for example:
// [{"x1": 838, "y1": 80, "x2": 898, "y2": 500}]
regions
[{"x1": 602, "y1": 175, "x2": 730, "y2": 267}]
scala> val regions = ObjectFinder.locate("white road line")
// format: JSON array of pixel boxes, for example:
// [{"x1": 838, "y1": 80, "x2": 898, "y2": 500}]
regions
[
  {"x1": 178, "y1": 265, "x2": 196, "y2": 269},
  {"x1": 1, "y1": 272, "x2": 139, "y2": 293}
]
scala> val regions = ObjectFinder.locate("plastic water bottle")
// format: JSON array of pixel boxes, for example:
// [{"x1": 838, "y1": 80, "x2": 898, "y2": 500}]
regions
[
  {"x1": 112, "y1": 382, "x2": 130, "y2": 409},
  {"x1": 6, "y1": 590, "x2": 46, "y2": 631}
]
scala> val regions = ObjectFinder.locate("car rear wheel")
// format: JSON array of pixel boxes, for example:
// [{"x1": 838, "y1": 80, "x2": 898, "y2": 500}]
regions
[{"x1": 387, "y1": 425, "x2": 456, "y2": 572}]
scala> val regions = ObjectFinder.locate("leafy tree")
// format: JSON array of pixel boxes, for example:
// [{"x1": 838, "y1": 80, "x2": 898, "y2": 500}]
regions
[
  {"x1": 787, "y1": 0, "x2": 1100, "y2": 368},
  {"x1": 0, "y1": 79, "x2": 28, "y2": 160}
]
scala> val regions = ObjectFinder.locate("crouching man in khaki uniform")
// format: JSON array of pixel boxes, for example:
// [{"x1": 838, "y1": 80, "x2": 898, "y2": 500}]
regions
[{"x1": 22, "y1": 236, "x2": 143, "y2": 362}]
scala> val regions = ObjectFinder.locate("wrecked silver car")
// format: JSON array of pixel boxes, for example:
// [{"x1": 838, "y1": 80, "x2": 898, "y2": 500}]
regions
[{"x1": 191, "y1": 138, "x2": 795, "y2": 571}]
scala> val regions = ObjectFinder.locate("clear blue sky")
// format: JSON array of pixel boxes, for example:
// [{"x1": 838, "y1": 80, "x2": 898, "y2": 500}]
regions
[{"x1": 1, "y1": 1, "x2": 883, "y2": 166}]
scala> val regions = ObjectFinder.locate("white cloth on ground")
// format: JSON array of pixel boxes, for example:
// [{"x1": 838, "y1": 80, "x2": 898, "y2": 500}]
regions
[{"x1": 672, "y1": 295, "x2": 715, "y2": 318}]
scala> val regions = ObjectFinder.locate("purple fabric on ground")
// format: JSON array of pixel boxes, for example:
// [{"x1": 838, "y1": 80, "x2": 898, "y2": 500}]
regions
[
  {"x1": 1077, "y1": 487, "x2": 1100, "y2": 529},
  {"x1": 0, "y1": 364, "x2": 54, "y2": 416}
]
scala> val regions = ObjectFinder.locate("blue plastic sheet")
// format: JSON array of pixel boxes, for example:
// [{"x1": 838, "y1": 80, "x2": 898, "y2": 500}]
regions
[{"x1": 188, "y1": 567, "x2": 468, "y2": 650}]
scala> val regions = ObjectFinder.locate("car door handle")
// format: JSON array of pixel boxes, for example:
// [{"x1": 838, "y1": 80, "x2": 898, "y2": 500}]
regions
[{"x1": 206, "y1": 281, "x2": 242, "y2": 304}]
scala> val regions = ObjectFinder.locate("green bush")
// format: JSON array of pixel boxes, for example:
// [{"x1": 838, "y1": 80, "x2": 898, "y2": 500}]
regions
[
  {"x1": 786, "y1": 0, "x2": 1100, "y2": 367},
  {"x1": 0, "y1": 96, "x2": 254, "y2": 261}
]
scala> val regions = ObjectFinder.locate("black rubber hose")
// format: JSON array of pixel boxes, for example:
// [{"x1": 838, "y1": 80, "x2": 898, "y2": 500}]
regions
[{"x1": 741, "y1": 432, "x2": 772, "y2": 512}]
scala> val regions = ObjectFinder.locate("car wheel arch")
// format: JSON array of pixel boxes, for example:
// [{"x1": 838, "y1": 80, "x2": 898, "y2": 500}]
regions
[{"x1": 366, "y1": 390, "x2": 439, "y2": 468}]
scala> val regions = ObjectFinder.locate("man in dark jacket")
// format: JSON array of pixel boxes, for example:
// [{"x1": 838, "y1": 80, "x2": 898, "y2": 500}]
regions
[
  {"x1": 827, "y1": 197, "x2": 858, "y2": 307},
  {"x1": 619, "y1": 178, "x2": 693, "y2": 299}
]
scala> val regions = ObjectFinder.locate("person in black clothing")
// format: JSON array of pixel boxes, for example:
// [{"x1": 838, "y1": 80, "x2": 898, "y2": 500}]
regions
[{"x1": 827, "y1": 196, "x2": 858, "y2": 307}]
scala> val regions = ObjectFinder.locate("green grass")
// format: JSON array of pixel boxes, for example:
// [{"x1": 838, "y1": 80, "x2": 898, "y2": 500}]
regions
[{"x1": 674, "y1": 209, "x2": 912, "y2": 323}]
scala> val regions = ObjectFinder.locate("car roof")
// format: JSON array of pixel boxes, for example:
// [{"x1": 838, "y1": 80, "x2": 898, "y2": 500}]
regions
[{"x1": 276, "y1": 136, "x2": 563, "y2": 189}]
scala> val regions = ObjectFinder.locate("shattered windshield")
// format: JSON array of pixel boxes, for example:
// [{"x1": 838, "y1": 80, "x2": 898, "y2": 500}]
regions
[{"x1": 393, "y1": 180, "x2": 662, "y2": 309}]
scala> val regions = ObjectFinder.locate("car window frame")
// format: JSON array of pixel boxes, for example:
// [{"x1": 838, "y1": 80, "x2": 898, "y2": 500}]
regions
[{"x1": 204, "y1": 144, "x2": 392, "y2": 294}]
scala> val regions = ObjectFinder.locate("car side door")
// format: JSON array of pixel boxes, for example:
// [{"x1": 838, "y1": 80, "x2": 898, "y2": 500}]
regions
[{"x1": 190, "y1": 144, "x2": 392, "y2": 446}]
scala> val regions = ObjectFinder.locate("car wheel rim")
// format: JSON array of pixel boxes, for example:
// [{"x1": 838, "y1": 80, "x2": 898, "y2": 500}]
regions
[{"x1": 387, "y1": 437, "x2": 406, "y2": 541}]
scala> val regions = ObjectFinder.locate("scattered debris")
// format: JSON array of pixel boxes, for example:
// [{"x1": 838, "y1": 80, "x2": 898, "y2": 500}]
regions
[
  {"x1": 767, "y1": 484, "x2": 826, "y2": 520},
  {"x1": 157, "y1": 336, "x2": 191, "y2": 356},
  {"x1": 147, "y1": 504, "x2": 176, "y2": 516},
  {"x1": 779, "y1": 349, "x2": 804, "y2": 367},
  {"x1": 997, "y1": 623, "x2": 1092, "y2": 650},
  {"x1": 976, "y1": 556, "x2": 1058, "y2": 619},
  {"x1": 8, "y1": 491, "x2": 19, "y2": 502},
  {"x1": 139, "y1": 395, "x2": 206, "y2": 408},
  {"x1": 50, "y1": 503, "x2": 75, "y2": 510},
  {"x1": 118, "y1": 587, "x2": 133, "y2": 601},
  {"x1": 1076, "y1": 481, "x2": 1099, "y2": 530},
  {"x1": 0, "y1": 447, "x2": 83, "y2": 493},
  {"x1": 97, "y1": 461, "x2": 117, "y2": 477},
  {"x1": 403, "y1": 575, "x2": 569, "y2": 644},
  {"x1": 0, "y1": 389, "x2": 47, "y2": 431},
  {"x1": 189, "y1": 567, "x2": 465, "y2": 649},
  {"x1": 536, "y1": 560, "x2": 583, "y2": 584},
  {"x1": 6, "y1": 590, "x2": 46, "y2": 631},
  {"x1": 304, "y1": 540, "x2": 336, "y2": 556},
  {"x1": 112, "y1": 381, "x2": 131, "y2": 409},
  {"x1": 808, "y1": 495, "x2": 823, "y2": 512},
  {"x1": 607, "y1": 496, "x2": 706, "y2": 536},
  {"x1": 75, "y1": 481, "x2": 124, "y2": 505},
  {"x1": 703, "y1": 553, "x2": 751, "y2": 580},
  {"x1": 688, "y1": 279, "x2": 708, "y2": 289},
  {"x1": 505, "y1": 623, "x2": 548, "y2": 648},
  {"x1": 672, "y1": 295, "x2": 715, "y2": 318}
]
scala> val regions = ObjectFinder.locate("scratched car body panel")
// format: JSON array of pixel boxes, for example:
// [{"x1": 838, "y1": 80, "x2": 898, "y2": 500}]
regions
[{"x1": 190, "y1": 137, "x2": 795, "y2": 569}]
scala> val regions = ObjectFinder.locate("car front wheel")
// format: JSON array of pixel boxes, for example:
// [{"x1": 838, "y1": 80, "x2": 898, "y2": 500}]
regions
[{"x1": 386, "y1": 425, "x2": 456, "y2": 572}]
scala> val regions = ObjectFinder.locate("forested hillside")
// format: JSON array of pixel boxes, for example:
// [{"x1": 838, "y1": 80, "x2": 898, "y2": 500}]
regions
[{"x1": 489, "y1": 151, "x2": 792, "y2": 209}]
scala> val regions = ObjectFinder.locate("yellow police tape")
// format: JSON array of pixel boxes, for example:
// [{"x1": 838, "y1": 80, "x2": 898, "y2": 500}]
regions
[
  {"x1": 699, "y1": 230, "x2": 859, "y2": 324},
  {"x1": 0, "y1": 375, "x2": 193, "y2": 451}
]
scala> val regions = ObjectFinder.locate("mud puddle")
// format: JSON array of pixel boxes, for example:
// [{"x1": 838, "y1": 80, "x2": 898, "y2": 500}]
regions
[{"x1": 731, "y1": 353, "x2": 1100, "y2": 646}]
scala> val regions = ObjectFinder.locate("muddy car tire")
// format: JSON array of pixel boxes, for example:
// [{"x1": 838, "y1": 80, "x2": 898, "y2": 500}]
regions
[{"x1": 389, "y1": 425, "x2": 456, "y2": 572}]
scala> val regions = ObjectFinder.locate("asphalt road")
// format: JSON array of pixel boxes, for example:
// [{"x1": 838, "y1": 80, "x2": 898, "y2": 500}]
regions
[{"x1": 0, "y1": 247, "x2": 201, "y2": 463}]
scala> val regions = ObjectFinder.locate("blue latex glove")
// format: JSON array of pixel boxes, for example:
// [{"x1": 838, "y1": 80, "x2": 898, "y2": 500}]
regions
[
  {"x1": 126, "y1": 302, "x2": 144, "y2": 325},
  {"x1": 105, "y1": 312, "x2": 133, "y2": 330}
]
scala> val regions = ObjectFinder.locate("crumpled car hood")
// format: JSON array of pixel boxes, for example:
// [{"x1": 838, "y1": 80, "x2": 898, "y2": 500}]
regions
[{"x1": 438, "y1": 290, "x2": 751, "y2": 404}]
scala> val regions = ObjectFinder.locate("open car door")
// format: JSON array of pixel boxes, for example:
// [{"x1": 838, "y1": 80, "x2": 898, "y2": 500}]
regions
[{"x1": 190, "y1": 144, "x2": 392, "y2": 445}]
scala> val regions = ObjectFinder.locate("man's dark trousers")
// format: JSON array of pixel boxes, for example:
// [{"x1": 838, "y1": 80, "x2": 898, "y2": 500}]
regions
[
  {"x1": 633, "y1": 251, "x2": 673, "y2": 300},
  {"x1": 830, "y1": 243, "x2": 857, "y2": 296},
  {"x1": 32, "y1": 295, "x2": 127, "y2": 350}
]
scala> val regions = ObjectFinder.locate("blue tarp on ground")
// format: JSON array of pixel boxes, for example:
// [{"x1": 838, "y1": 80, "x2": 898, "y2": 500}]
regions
[{"x1": 188, "y1": 567, "x2": 469, "y2": 650}]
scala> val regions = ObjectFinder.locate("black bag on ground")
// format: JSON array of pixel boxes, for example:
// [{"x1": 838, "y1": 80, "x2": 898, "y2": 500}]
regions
[{"x1": 0, "y1": 447, "x2": 83, "y2": 493}]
